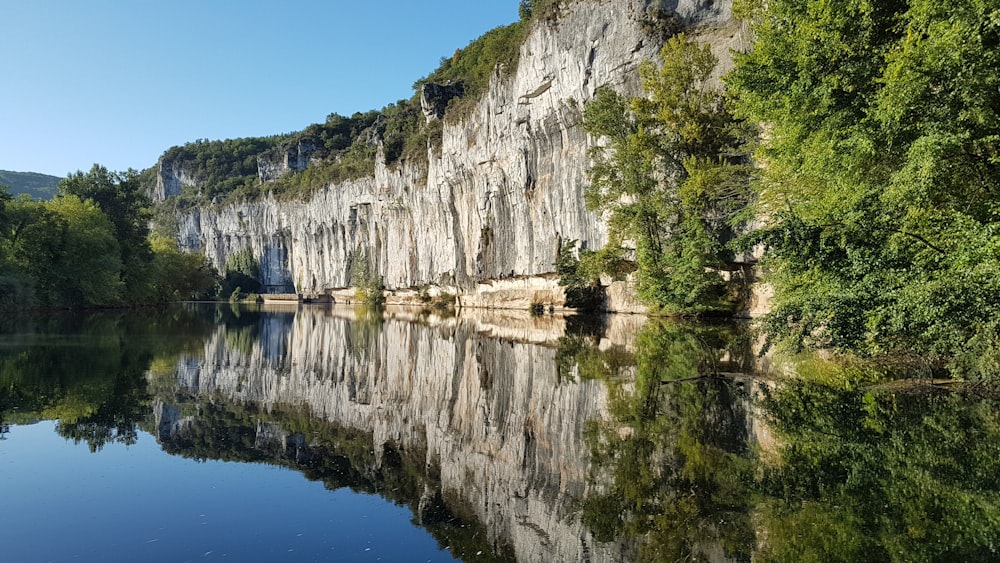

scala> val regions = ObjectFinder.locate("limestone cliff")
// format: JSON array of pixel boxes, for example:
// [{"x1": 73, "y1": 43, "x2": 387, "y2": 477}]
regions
[{"x1": 170, "y1": 1, "x2": 743, "y2": 307}]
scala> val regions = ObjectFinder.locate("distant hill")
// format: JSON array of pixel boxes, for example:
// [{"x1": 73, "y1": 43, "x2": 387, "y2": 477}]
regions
[{"x1": 0, "y1": 170, "x2": 62, "y2": 200}]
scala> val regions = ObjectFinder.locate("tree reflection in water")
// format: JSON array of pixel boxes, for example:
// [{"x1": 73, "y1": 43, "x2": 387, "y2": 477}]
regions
[
  {"x1": 573, "y1": 319, "x2": 1000, "y2": 562},
  {"x1": 757, "y1": 382, "x2": 1000, "y2": 562},
  {"x1": 0, "y1": 306, "x2": 215, "y2": 452},
  {"x1": 576, "y1": 320, "x2": 756, "y2": 561}
]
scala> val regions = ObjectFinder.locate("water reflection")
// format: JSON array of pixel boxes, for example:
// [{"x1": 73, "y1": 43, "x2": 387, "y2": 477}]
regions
[
  {"x1": 574, "y1": 319, "x2": 1000, "y2": 561},
  {"x1": 0, "y1": 308, "x2": 213, "y2": 451},
  {"x1": 154, "y1": 305, "x2": 620, "y2": 562},
  {"x1": 575, "y1": 320, "x2": 756, "y2": 561},
  {"x1": 1, "y1": 304, "x2": 998, "y2": 561},
  {"x1": 757, "y1": 382, "x2": 1000, "y2": 561}
]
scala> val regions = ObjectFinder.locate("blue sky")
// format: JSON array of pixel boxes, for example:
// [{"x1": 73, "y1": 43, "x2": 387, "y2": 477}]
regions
[{"x1": 0, "y1": 1, "x2": 520, "y2": 177}]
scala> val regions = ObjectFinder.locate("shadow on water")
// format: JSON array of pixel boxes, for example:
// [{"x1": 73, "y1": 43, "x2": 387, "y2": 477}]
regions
[{"x1": 1, "y1": 304, "x2": 998, "y2": 561}]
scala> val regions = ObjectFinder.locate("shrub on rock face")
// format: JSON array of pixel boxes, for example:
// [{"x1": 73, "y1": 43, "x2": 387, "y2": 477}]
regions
[
  {"x1": 555, "y1": 240, "x2": 603, "y2": 312},
  {"x1": 222, "y1": 248, "x2": 262, "y2": 298},
  {"x1": 581, "y1": 35, "x2": 753, "y2": 315},
  {"x1": 350, "y1": 247, "x2": 384, "y2": 306}
]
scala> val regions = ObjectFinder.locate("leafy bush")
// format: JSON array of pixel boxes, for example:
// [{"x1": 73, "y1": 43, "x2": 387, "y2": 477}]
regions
[
  {"x1": 555, "y1": 240, "x2": 603, "y2": 311},
  {"x1": 349, "y1": 247, "x2": 384, "y2": 305},
  {"x1": 220, "y1": 248, "x2": 261, "y2": 297},
  {"x1": 728, "y1": 0, "x2": 1000, "y2": 377},
  {"x1": 0, "y1": 268, "x2": 35, "y2": 310}
]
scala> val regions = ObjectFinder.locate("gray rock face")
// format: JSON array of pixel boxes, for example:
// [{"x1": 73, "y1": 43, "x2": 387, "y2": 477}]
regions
[
  {"x1": 162, "y1": 306, "x2": 641, "y2": 562},
  {"x1": 174, "y1": 0, "x2": 740, "y2": 305},
  {"x1": 155, "y1": 158, "x2": 201, "y2": 201},
  {"x1": 257, "y1": 139, "x2": 318, "y2": 183},
  {"x1": 420, "y1": 82, "x2": 464, "y2": 121}
]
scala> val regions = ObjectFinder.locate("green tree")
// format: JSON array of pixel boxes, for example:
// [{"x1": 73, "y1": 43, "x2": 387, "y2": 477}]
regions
[
  {"x1": 0, "y1": 186, "x2": 35, "y2": 308},
  {"x1": 727, "y1": 0, "x2": 1000, "y2": 377},
  {"x1": 0, "y1": 185, "x2": 13, "y2": 264},
  {"x1": 582, "y1": 34, "x2": 752, "y2": 314},
  {"x1": 45, "y1": 196, "x2": 123, "y2": 306},
  {"x1": 518, "y1": 0, "x2": 532, "y2": 20},
  {"x1": 350, "y1": 246, "x2": 384, "y2": 305},
  {"x1": 1, "y1": 195, "x2": 121, "y2": 307},
  {"x1": 221, "y1": 247, "x2": 262, "y2": 298},
  {"x1": 60, "y1": 164, "x2": 154, "y2": 301},
  {"x1": 149, "y1": 236, "x2": 218, "y2": 301}
]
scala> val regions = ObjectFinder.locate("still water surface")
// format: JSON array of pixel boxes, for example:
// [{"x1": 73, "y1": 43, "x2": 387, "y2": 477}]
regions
[{"x1": 0, "y1": 304, "x2": 997, "y2": 562}]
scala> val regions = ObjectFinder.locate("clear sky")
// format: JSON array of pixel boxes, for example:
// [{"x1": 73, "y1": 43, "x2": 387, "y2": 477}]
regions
[{"x1": 1, "y1": 0, "x2": 520, "y2": 177}]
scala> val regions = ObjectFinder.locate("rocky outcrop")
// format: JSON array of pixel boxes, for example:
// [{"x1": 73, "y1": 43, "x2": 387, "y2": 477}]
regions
[
  {"x1": 159, "y1": 305, "x2": 644, "y2": 562},
  {"x1": 155, "y1": 158, "x2": 201, "y2": 201},
  {"x1": 420, "y1": 82, "x2": 464, "y2": 121},
  {"x1": 256, "y1": 139, "x2": 318, "y2": 182},
  {"x1": 173, "y1": 0, "x2": 743, "y2": 310}
]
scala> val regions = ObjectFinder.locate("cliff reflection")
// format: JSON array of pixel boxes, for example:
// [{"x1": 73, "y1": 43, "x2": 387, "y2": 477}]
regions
[{"x1": 152, "y1": 304, "x2": 629, "y2": 562}]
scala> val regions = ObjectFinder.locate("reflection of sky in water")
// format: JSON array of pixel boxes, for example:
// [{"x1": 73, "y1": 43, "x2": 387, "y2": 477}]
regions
[{"x1": 0, "y1": 421, "x2": 457, "y2": 562}]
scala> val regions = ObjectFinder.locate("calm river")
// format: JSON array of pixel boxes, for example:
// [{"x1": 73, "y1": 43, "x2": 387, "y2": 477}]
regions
[{"x1": 1, "y1": 304, "x2": 997, "y2": 562}]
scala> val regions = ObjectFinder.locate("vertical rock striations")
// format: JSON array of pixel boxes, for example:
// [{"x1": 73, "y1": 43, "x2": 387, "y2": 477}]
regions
[{"x1": 173, "y1": 1, "x2": 739, "y2": 306}]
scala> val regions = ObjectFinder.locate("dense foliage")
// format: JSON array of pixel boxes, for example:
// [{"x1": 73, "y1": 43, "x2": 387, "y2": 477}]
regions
[
  {"x1": 417, "y1": 21, "x2": 527, "y2": 119},
  {"x1": 574, "y1": 35, "x2": 753, "y2": 314},
  {"x1": 727, "y1": 0, "x2": 1000, "y2": 378},
  {"x1": 158, "y1": 136, "x2": 287, "y2": 203},
  {"x1": 150, "y1": 97, "x2": 432, "y2": 208},
  {"x1": 220, "y1": 246, "x2": 262, "y2": 300},
  {"x1": 0, "y1": 165, "x2": 216, "y2": 309}
]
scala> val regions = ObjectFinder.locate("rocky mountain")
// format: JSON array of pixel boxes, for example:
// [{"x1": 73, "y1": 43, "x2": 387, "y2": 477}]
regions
[{"x1": 159, "y1": 0, "x2": 746, "y2": 310}]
